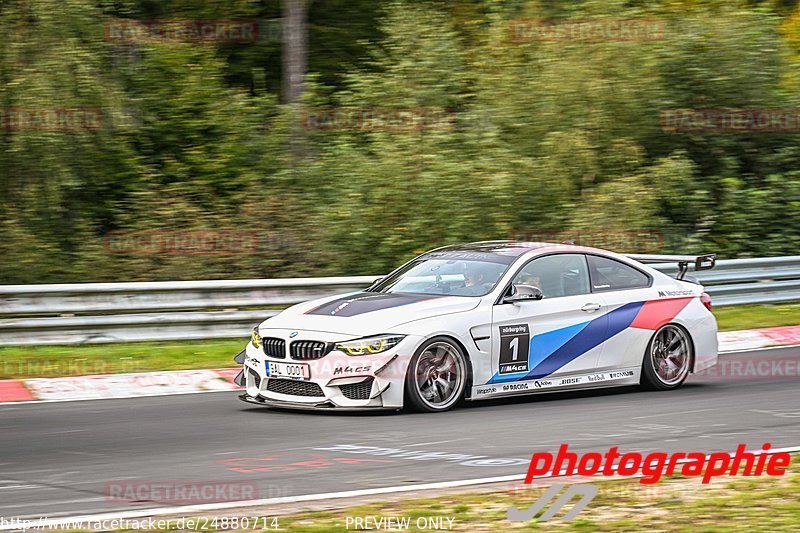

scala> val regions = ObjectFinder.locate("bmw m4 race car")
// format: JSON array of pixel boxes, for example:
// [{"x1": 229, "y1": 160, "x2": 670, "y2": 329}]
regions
[{"x1": 235, "y1": 241, "x2": 718, "y2": 412}]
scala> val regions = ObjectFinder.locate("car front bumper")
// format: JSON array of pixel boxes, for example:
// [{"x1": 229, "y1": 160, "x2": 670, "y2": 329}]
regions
[{"x1": 239, "y1": 330, "x2": 419, "y2": 410}]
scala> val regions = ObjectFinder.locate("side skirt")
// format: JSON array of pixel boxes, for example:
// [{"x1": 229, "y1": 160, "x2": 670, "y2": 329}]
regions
[{"x1": 467, "y1": 367, "x2": 641, "y2": 401}]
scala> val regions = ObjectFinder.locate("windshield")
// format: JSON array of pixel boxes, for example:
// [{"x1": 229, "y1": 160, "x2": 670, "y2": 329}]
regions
[{"x1": 371, "y1": 252, "x2": 514, "y2": 297}]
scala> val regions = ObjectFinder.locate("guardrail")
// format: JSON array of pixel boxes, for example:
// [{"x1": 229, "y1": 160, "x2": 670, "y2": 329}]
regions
[{"x1": 0, "y1": 257, "x2": 798, "y2": 346}]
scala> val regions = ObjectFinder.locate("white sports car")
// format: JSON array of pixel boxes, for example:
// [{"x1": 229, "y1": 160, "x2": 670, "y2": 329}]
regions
[{"x1": 236, "y1": 241, "x2": 718, "y2": 412}]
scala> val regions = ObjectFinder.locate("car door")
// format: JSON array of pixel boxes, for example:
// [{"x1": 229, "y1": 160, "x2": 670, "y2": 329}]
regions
[
  {"x1": 585, "y1": 254, "x2": 654, "y2": 372},
  {"x1": 490, "y1": 253, "x2": 608, "y2": 384}
]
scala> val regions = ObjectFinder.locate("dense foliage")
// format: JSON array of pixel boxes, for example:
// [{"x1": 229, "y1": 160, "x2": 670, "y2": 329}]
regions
[{"x1": 1, "y1": 0, "x2": 799, "y2": 283}]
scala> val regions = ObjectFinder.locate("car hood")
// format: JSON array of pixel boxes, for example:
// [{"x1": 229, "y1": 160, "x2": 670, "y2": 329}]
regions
[{"x1": 260, "y1": 291, "x2": 480, "y2": 336}]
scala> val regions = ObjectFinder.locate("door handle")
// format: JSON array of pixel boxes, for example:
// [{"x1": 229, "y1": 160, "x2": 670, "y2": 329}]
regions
[{"x1": 581, "y1": 303, "x2": 602, "y2": 313}]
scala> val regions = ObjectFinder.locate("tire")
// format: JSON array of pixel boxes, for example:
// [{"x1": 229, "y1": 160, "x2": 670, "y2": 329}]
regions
[
  {"x1": 405, "y1": 336, "x2": 468, "y2": 412},
  {"x1": 641, "y1": 324, "x2": 693, "y2": 391}
]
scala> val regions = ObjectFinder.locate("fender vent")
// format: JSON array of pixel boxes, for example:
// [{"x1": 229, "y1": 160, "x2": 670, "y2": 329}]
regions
[{"x1": 248, "y1": 369, "x2": 262, "y2": 389}]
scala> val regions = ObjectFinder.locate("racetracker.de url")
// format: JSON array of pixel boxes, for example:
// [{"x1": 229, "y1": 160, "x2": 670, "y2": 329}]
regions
[{"x1": 0, "y1": 516, "x2": 279, "y2": 531}]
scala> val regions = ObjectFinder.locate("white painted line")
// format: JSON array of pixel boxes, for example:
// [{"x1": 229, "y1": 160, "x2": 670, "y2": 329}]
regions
[{"x1": 5, "y1": 446, "x2": 800, "y2": 531}]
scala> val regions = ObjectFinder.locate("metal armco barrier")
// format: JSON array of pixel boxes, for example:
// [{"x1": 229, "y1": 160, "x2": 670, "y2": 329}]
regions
[{"x1": 0, "y1": 257, "x2": 798, "y2": 346}]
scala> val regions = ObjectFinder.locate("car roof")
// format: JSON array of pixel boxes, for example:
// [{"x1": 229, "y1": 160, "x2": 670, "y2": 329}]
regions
[{"x1": 432, "y1": 240, "x2": 607, "y2": 258}]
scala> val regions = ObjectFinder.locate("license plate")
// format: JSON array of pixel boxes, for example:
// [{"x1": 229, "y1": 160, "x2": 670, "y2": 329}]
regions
[{"x1": 266, "y1": 361, "x2": 310, "y2": 380}]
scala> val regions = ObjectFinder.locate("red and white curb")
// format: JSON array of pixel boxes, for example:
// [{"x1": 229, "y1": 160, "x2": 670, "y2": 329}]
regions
[
  {"x1": 716, "y1": 325, "x2": 800, "y2": 352},
  {"x1": 0, "y1": 369, "x2": 242, "y2": 404},
  {"x1": 1, "y1": 325, "x2": 799, "y2": 405}
]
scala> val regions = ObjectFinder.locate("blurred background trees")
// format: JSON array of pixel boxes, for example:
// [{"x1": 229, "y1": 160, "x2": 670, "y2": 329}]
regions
[{"x1": 0, "y1": 0, "x2": 799, "y2": 283}]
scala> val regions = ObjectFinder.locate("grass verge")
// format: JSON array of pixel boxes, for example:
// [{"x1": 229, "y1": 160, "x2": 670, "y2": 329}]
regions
[
  {"x1": 0, "y1": 339, "x2": 244, "y2": 380},
  {"x1": 713, "y1": 302, "x2": 800, "y2": 332}
]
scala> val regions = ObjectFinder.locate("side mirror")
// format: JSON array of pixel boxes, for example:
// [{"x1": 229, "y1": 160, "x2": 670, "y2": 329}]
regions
[{"x1": 503, "y1": 284, "x2": 543, "y2": 304}]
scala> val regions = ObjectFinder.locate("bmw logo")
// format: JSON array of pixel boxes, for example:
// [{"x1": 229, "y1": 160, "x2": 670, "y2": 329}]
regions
[{"x1": 289, "y1": 331, "x2": 298, "y2": 338}]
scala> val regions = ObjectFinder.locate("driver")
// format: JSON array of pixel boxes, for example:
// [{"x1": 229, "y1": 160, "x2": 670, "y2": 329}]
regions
[
  {"x1": 518, "y1": 273, "x2": 541, "y2": 290},
  {"x1": 460, "y1": 269, "x2": 487, "y2": 296}
]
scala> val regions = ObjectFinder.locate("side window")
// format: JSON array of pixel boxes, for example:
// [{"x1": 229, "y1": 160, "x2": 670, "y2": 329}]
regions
[
  {"x1": 587, "y1": 255, "x2": 650, "y2": 292},
  {"x1": 512, "y1": 254, "x2": 590, "y2": 299}
]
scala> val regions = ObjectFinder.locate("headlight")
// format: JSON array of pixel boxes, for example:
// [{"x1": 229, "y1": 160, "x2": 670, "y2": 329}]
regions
[
  {"x1": 335, "y1": 335, "x2": 405, "y2": 356},
  {"x1": 251, "y1": 327, "x2": 262, "y2": 349}
]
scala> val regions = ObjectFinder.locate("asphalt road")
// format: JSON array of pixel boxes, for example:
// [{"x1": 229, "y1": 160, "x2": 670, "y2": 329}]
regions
[{"x1": 1, "y1": 347, "x2": 799, "y2": 519}]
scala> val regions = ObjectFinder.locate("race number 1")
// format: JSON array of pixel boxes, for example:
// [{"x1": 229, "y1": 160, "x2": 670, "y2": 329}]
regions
[{"x1": 499, "y1": 324, "x2": 530, "y2": 374}]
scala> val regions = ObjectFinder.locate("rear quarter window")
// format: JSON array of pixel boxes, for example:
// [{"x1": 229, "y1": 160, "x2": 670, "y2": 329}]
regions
[{"x1": 587, "y1": 255, "x2": 651, "y2": 292}]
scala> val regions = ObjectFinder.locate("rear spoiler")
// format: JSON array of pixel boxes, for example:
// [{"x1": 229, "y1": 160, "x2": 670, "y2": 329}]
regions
[{"x1": 625, "y1": 253, "x2": 716, "y2": 280}]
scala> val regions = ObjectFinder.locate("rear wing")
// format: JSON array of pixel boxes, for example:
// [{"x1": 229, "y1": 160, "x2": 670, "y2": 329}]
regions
[{"x1": 625, "y1": 253, "x2": 716, "y2": 280}]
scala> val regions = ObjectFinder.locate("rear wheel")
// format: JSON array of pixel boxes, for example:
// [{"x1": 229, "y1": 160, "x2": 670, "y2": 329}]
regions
[
  {"x1": 405, "y1": 337, "x2": 467, "y2": 412},
  {"x1": 641, "y1": 324, "x2": 692, "y2": 390}
]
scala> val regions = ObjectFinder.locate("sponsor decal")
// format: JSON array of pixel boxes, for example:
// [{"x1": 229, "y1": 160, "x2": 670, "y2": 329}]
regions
[
  {"x1": 490, "y1": 297, "x2": 693, "y2": 384},
  {"x1": 499, "y1": 324, "x2": 531, "y2": 374},
  {"x1": 609, "y1": 370, "x2": 635, "y2": 379},
  {"x1": 333, "y1": 366, "x2": 372, "y2": 375},
  {"x1": 657, "y1": 289, "x2": 695, "y2": 298},
  {"x1": 479, "y1": 370, "x2": 638, "y2": 397}
]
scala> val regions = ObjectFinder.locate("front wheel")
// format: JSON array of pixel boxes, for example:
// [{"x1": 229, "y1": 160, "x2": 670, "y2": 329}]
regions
[
  {"x1": 641, "y1": 324, "x2": 692, "y2": 391},
  {"x1": 405, "y1": 337, "x2": 467, "y2": 412}
]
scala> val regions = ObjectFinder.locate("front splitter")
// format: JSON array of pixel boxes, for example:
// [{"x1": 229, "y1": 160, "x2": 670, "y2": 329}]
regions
[{"x1": 237, "y1": 393, "x2": 398, "y2": 412}]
